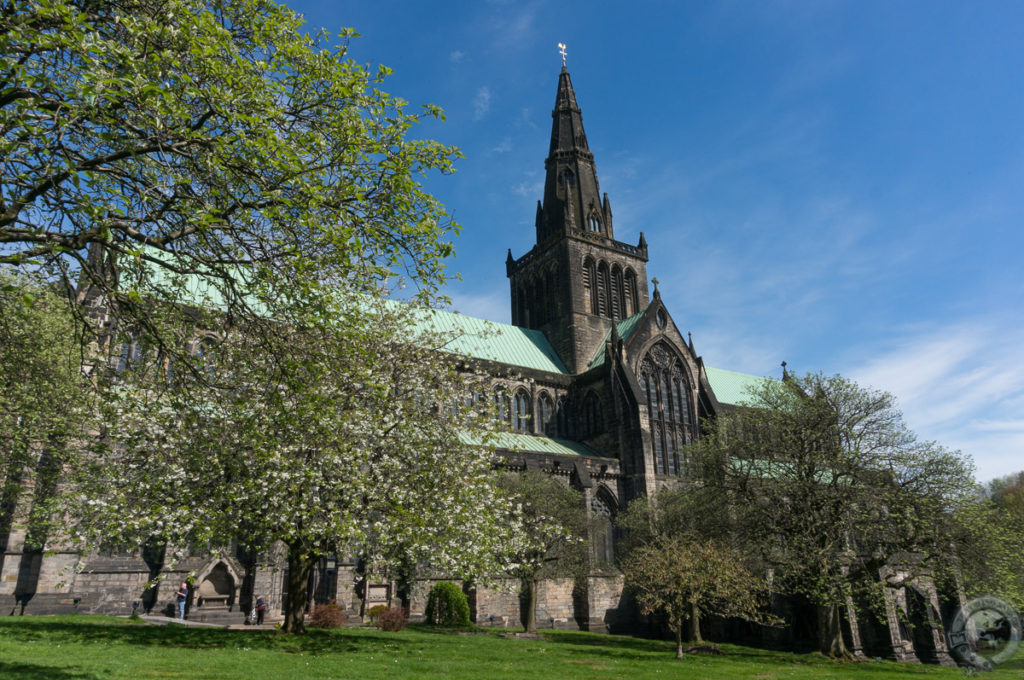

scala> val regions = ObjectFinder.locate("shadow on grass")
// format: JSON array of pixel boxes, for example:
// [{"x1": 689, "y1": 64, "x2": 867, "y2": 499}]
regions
[
  {"x1": 0, "y1": 616, "x2": 415, "y2": 656},
  {"x1": 0, "y1": 660, "x2": 99, "y2": 679},
  {"x1": 539, "y1": 629, "x2": 831, "y2": 666}
]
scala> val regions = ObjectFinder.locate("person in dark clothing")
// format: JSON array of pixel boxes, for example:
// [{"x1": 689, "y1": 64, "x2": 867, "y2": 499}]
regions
[
  {"x1": 175, "y1": 582, "x2": 188, "y2": 620},
  {"x1": 256, "y1": 595, "x2": 266, "y2": 625}
]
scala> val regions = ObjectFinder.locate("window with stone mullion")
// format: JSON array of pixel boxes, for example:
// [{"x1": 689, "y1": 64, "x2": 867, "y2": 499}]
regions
[
  {"x1": 641, "y1": 358, "x2": 696, "y2": 477},
  {"x1": 512, "y1": 390, "x2": 531, "y2": 432}
]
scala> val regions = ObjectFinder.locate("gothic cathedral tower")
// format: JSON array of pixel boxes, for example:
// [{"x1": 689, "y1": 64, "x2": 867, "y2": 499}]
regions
[{"x1": 507, "y1": 66, "x2": 651, "y2": 373}]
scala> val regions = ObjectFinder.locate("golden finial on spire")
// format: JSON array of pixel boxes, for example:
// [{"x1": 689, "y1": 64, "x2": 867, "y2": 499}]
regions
[{"x1": 558, "y1": 42, "x2": 567, "y2": 66}]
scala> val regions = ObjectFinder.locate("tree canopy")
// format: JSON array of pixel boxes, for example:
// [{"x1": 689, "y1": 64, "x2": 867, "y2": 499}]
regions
[
  {"x1": 497, "y1": 471, "x2": 587, "y2": 634},
  {"x1": 73, "y1": 294, "x2": 513, "y2": 633},
  {"x1": 2, "y1": 0, "x2": 460, "y2": 361},
  {"x1": 694, "y1": 372, "x2": 980, "y2": 657},
  {"x1": 617, "y1": 486, "x2": 766, "y2": 648}
]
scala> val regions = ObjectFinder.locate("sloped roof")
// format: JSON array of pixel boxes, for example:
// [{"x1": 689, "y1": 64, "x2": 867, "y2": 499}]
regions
[
  {"x1": 588, "y1": 310, "x2": 646, "y2": 369},
  {"x1": 705, "y1": 366, "x2": 769, "y2": 406},
  {"x1": 457, "y1": 430, "x2": 605, "y2": 458},
  {"x1": 404, "y1": 305, "x2": 568, "y2": 374}
]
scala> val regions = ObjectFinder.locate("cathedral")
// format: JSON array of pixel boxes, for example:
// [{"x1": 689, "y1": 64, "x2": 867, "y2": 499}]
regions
[{"x1": 0, "y1": 63, "x2": 956, "y2": 664}]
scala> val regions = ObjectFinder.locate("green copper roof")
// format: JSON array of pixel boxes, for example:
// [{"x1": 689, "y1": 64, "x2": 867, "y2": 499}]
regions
[
  {"x1": 404, "y1": 305, "x2": 568, "y2": 374},
  {"x1": 458, "y1": 430, "x2": 605, "y2": 458},
  {"x1": 588, "y1": 309, "x2": 647, "y2": 369},
  {"x1": 705, "y1": 366, "x2": 769, "y2": 406}
]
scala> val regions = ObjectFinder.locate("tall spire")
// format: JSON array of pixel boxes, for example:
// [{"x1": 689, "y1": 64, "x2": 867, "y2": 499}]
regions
[{"x1": 536, "y1": 64, "x2": 611, "y2": 243}]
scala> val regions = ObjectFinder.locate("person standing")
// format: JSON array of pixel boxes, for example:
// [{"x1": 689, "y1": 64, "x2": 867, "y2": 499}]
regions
[
  {"x1": 175, "y1": 582, "x2": 188, "y2": 621},
  {"x1": 255, "y1": 595, "x2": 266, "y2": 625}
]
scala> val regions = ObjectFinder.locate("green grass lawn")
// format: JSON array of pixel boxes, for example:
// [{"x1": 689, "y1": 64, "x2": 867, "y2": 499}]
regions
[{"x1": 0, "y1": 616, "x2": 1021, "y2": 679}]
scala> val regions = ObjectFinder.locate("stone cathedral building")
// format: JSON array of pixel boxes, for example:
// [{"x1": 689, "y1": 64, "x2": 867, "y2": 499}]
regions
[{"x1": 0, "y1": 64, "x2": 956, "y2": 664}]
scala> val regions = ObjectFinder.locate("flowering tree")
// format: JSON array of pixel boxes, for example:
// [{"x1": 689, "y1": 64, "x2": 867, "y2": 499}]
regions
[
  {"x1": 497, "y1": 471, "x2": 587, "y2": 633},
  {"x1": 73, "y1": 294, "x2": 514, "y2": 633},
  {"x1": 0, "y1": 271, "x2": 94, "y2": 581}
]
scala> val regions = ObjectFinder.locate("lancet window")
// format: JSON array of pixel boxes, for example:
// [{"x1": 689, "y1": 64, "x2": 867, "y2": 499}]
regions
[
  {"x1": 538, "y1": 392, "x2": 555, "y2": 436},
  {"x1": 583, "y1": 258, "x2": 640, "y2": 321},
  {"x1": 591, "y1": 489, "x2": 616, "y2": 565},
  {"x1": 582, "y1": 391, "x2": 602, "y2": 438},
  {"x1": 511, "y1": 389, "x2": 531, "y2": 432}
]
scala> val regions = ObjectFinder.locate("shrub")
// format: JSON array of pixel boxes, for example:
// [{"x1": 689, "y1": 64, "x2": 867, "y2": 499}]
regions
[
  {"x1": 309, "y1": 603, "x2": 348, "y2": 629},
  {"x1": 375, "y1": 607, "x2": 408, "y2": 632},
  {"x1": 366, "y1": 604, "x2": 389, "y2": 622},
  {"x1": 424, "y1": 581, "x2": 471, "y2": 627}
]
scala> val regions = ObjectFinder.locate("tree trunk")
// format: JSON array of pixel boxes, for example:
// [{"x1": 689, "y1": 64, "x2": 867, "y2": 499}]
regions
[
  {"x1": 521, "y1": 577, "x2": 538, "y2": 633},
  {"x1": 395, "y1": 561, "x2": 414, "y2": 615},
  {"x1": 817, "y1": 603, "x2": 849, "y2": 658},
  {"x1": 675, "y1": 614, "x2": 685, "y2": 658},
  {"x1": 688, "y1": 600, "x2": 702, "y2": 643},
  {"x1": 282, "y1": 543, "x2": 316, "y2": 634}
]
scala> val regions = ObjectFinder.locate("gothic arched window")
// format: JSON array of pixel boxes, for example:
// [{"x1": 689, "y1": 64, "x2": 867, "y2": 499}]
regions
[
  {"x1": 493, "y1": 389, "x2": 511, "y2": 426},
  {"x1": 624, "y1": 268, "x2": 639, "y2": 317},
  {"x1": 596, "y1": 261, "x2": 610, "y2": 318},
  {"x1": 555, "y1": 398, "x2": 569, "y2": 438},
  {"x1": 610, "y1": 265, "x2": 624, "y2": 320},
  {"x1": 591, "y1": 489, "x2": 617, "y2": 565},
  {"x1": 538, "y1": 392, "x2": 555, "y2": 436},
  {"x1": 583, "y1": 257, "x2": 597, "y2": 315},
  {"x1": 512, "y1": 389, "x2": 531, "y2": 432},
  {"x1": 588, "y1": 213, "x2": 601, "y2": 232},
  {"x1": 639, "y1": 345, "x2": 694, "y2": 477}
]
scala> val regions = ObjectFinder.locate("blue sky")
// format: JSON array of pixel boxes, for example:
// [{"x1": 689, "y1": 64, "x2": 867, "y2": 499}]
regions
[{"x1": 289, "y1": 0, "x2": 1024, "y2": 483}]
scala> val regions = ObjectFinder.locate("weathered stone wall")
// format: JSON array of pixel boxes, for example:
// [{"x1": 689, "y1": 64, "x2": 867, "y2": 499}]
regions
[{"x1": 586, "y1": 574, "x2": 626, "y2": 632}]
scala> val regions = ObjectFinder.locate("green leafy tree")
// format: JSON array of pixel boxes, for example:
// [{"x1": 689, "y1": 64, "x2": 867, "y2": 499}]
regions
[
  {"x1": 987, "y1": 471, "x2": 1024, "y2": 524},
  {"x1": 952, "y1": 487, "x2": 1024, "y2": 612},
  {"x1": 694, "y1": 372, "x2": 979, "y2": 658},
  {"x1": 498, "y1": 471, "x2": 586, "y2": 634},
  {"x1": 623, "y1": 536, "x2": 768, "y2": 658},
  {"x1": 73, "y1": 295, "x2": 513, "y2": 634},
  {"x1": 0, "y1": 271, "x2": 94, "y2": 579},
  {"x1": 617, "y1": 486, "x2": 760, "y2": 643},
  {"x1": 1, "y1": 0, "x2": 459, "y2": 367}
]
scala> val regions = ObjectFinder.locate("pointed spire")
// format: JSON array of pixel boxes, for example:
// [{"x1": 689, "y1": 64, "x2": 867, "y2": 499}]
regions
[
  {"x1": 688, "y1": 331, "x2": 695, "y2": 355},
  {"x1": 781, "y1": 361, "x2": 789, "y2": 381},
  {"x1": 538, "y1": 65, "x2": 605, "y2": 240}
]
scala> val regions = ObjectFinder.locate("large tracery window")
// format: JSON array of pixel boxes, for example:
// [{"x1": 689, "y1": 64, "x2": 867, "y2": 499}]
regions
[{"x1": 639, "y1": 344, "x2": 694, "y2": 477}]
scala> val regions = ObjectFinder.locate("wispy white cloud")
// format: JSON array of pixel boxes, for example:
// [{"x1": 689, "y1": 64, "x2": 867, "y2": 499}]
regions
[
  {"x1": 844, "y1": 318, "x2": 1024, "y2": 483},
  {"x1": 450, "y1": 50, "x2": 464, "y2": 63},
  {"x1": 513, "y1": 173, "x2": 542, "y2": 198},
  {"x1": 492, "y1": 137, "x2": 512, "y2": 153},
  {"x1": 473, "y1": 86, "x2": 491, "y2": 120},
  {"x1": 484, "y1": 1, "x2": 538, "y2": 51},
  {"x1": 517, "y1": 107, "x2": 537, "y2": 129},
  {"x1": 448, "y1": 288, "x2": 509, "y2": 323}
]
